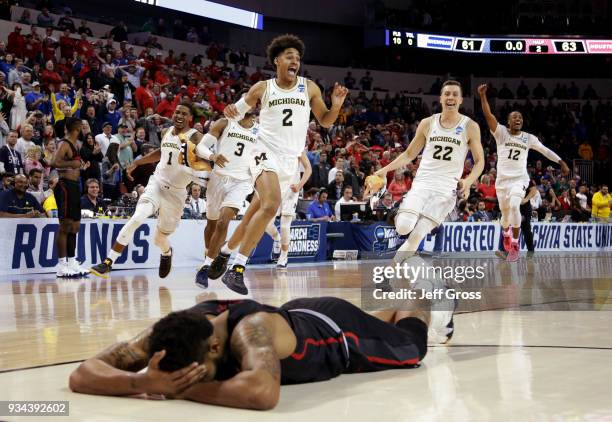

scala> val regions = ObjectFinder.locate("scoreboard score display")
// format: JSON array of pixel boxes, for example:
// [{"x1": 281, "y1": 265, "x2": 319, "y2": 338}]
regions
[{"x1": 384, "y1": 29, "x2": 612, "y2": 54}]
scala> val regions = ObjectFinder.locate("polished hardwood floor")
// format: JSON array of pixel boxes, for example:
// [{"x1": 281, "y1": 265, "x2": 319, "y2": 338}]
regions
[{"x1": 1, "y1": 252, "x2": 611, "y2": 421}]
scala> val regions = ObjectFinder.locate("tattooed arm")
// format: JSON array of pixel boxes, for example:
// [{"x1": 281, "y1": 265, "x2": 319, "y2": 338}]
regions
[
  {"x1": 69, "y1": 327, "x2": 207, "y2": 397},
  {"x1": 68, "y1": 328, "x2": 151, "y2": 395},
  {"x1": 180, "y1": 313, "x2": 281, "y2": 410}
]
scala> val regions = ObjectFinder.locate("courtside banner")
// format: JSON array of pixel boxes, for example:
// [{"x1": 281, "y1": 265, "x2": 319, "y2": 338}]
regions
[{"x1": 421, "y1": 222, "x2": 612, "y2": 252}]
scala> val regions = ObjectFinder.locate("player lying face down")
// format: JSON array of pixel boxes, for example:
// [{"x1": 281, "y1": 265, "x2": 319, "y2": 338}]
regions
[{"x1": 69, "y1": 296, "x2": 433, "y2": 410}]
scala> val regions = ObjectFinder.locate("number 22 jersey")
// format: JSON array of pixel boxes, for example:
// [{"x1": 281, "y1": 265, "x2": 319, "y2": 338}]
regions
[{"x1": 412, "y1": 113, "x2": 470, "y2": 194}]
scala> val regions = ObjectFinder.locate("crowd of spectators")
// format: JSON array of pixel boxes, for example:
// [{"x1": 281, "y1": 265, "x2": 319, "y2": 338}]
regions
[{"x1": 0, "y1": 5, "x2": 610, "y2": 224}]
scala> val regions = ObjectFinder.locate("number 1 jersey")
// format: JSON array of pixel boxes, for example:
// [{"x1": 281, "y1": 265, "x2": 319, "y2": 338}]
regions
[{"x1": 258, "y1": 76, "x2": 311, "y2": 158}]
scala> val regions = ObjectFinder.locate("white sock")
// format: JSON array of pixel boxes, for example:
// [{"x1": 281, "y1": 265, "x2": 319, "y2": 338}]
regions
[
  {"x1": 204, "y1": 256, "x2": 213, "y2": 266},
  {"x1": 232, "y1": 253, "x2": 248, "y2": 267},
  {"x1": 279, "y1": 249, "x2": 288, "y2": 260},
  {"x1": 59, "y1": 257, "x2": 67, "y2": 264},
  {"x1": 108, "y1": 250, "x2": 121, "y2": 263},
  {"x1": 221, "y1": 243, "x2": 234, "y2": 256},
  {"x1": 161, "y1": 247, "x2": 172, "y2": 256},
  {"x1": 68, "y1": 257, "x2": 76, "y2": 264}
]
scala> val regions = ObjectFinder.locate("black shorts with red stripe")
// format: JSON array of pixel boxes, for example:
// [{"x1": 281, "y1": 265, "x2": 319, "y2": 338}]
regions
[
  {"x1": 54, "y1": 179, "x2": 81, "y2": 221},
  {"x1": 279, "y1": 297, "x2": 427, "y2": 384}
]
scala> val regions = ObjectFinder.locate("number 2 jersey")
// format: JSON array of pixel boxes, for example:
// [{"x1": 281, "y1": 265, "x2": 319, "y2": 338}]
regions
[
  {"x1": 413, "y1": 113, "x2": 471, "y2": 194},
  {"x1": 213, "y1": 119, "x2": 259, "y2": 181},
  {"x1": 492, "y1": 124, "x2": 560, "y2": 182},
  {"x1": 258, "y1": 76, "x2": 311, "y2": 158}
]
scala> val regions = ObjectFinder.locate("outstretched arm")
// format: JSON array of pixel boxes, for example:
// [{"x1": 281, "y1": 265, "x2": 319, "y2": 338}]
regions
[
  {"x1": 180, "y1": 314, "x2": 281, "y2": 410},
  {"x1": 309, "y1": 81, "x2": 348, "y2": 128},
  {"x1": 223, "y1": 81, "x2": 266, "y2": 121},
  {"x1": 375, "y1": 118, "x2": 430, "y2": 177},
  {"x1": 477, "y1": 84, "x2": 498, "y2": 133},
  {"x1": 530, "y1": 137, "x2": 570, "y2": 175}
]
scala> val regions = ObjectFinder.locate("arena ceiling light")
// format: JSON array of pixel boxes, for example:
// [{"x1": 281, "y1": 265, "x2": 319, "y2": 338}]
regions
[{"x1": 133, "y1": 0, "x2": 264, "y2": 30}]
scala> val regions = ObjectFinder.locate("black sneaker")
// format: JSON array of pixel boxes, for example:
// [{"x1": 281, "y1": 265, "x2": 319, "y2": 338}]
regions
[
  {"x1": 222, "y1": 265, "x2": 248, "y2": 295},
  {"x1": 208, "y1": 253, "x2": 230, "y2": 280},
  {"x1": 159, "y1": 248, "x2": 173, "y2": 278},
  {"x1": 91, "y1": 258, "x2": 113, "y2": 278},
  {"x1": 195, "y1": 265, "x2": 210, "y2": 289}
]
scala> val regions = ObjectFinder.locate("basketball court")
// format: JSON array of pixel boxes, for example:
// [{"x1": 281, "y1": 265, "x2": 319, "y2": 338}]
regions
[{"x1": 2, "y1": 252, "x2": 611, "y2": 421}]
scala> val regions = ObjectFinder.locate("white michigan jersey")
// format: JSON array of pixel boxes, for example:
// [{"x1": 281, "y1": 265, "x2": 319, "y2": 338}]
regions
[
  {"x1": 154, "y1": 127, "x2": 199, "y2": 189},
  {"x1": 493, "y1": 125, "x2": 539, "y2": 181},
  {"x1": 413, "y1": 113, "x2": 470, "y2": 194},
  {"x1": 259, "y1": 76, "x2": 310, "y2": 158},
  {"x1": 214, "y1": 120, "x2": 259, "y2": 180}
]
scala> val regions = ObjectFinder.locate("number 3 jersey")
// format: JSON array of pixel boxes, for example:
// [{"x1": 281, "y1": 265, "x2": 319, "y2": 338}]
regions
[
  {"x1": 493, "y1": 124, "x2": 542, "y2": 181},
  {"x1": 213, "y1": 120, "x2": 259, "y2": 181},
  {"x1": 413, "y1": 113, "x2": 470, "y2": 194},
  {"x1": 258, "y1": 76, "x2": 311, "y2": 158}
]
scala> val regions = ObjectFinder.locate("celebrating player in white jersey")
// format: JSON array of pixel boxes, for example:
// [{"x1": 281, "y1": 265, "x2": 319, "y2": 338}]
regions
[
  {"x1": 377, "y1": 81, "x2": 484, "y2": 258},
  {"x1": 195, "y1": 111, "x2": 259, "y2": 288},
  {"x1": 90, "y1": 103, "x2": 228, "y2": 278},
  {"x1": 264, "y1": 149, "x2": 312, "y2": 269},
  {"x1": 375, "y1": 81, "x2": 484, "y2": 344},
  {"x1": 218, "y1": 34, "x2": 348, "y2": 294},
  {"x1": 478, "y1": 84, "x2": 569, "y2": 261}
]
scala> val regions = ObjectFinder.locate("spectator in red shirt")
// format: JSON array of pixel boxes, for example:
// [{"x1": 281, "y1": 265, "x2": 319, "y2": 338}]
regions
[
  {"x1": 40, "y1": 61, "x2": 63, "y2": 90},
  {"x1": 249, "y1": 66, "x2": 264, "y2": 84},
  {"x1": 59, "y1": 29, "x2": 76, "y2": 59},
  {"x1": 75, "y1": 32, "x2": 94, "y2": 59},
  {"x1": 134, "y1": 78, "x2": 154, "y2": 114},
  {"x1": 42, "y1": 38, "x2": 57, "y2": 63},
  {"x1": 7, "y1": 26, "x2": 25, "y2": 57},
  {"x1": 477, "y1": 174, "x2": 497, "y2": 211},
  {"x1": 163, "y1": 50, "x2": 176, "y2": 66},
  {"x1": 23, "y1": 34, "x2": 41, "y2": 62},
  {"x1": 388, "y1": 171, "x2": 410, "y2": 202},
  {"x1": 155, "y1": 92, "x2": 180, "y2": 118}
]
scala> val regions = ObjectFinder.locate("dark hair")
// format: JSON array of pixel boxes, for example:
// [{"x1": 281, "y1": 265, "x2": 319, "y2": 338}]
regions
[
  {"x1": 176, "y1": 102, "x2": 194, "y2": 115},
  {"x1": 148, "y1": 310, "x2": 214, "y2": 372},
  {"x1": 266, "y1": 34, "x2": 305, "y2": 66},
  {"x1": 65, "y1": 117, "x2": 82, "y2": 133},
  {"x1": 441, "y1": 80, "x2": 462, "y2": 95},
  {"x1": 28, "y1": 168, "x2": 42, "y2": 177},
  {"x1": 1, "y1": 172, "x2": 15, "y2": 178}
]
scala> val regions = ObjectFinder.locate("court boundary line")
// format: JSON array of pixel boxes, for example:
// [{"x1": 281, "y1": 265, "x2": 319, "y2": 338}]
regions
[
  {"x1": 0, "y1": 359, "x2": 84, "y2": 374},
  {"x1": 431, "y1": 344, "x2": 612, "y2": 350}
]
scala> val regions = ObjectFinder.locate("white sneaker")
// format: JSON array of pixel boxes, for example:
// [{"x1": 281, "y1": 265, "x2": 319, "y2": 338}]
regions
[
  {"x1": 69, "y1": 258, "x2": 90, "y2": 276},
  {"x1": 272, "y1": 240, "x2": 281, "y2": 255},
  {"x1": 276, "y1": 254, "x2": 288, "y2": 269},
  {"x1": 397, "y1": 253, "x2": 457, "y2": 344},
  {"x1": 57, "y1": 262, "x2": 78, "y2": 278}
]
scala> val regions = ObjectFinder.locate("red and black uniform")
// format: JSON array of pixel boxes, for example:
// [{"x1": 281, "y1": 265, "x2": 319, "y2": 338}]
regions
[
  {"x1": 193, "y1": 297, "x2": 427, "y2": 385},
  {"x1": 53, "y1": 139, "x2": 82, "y2": 221}
]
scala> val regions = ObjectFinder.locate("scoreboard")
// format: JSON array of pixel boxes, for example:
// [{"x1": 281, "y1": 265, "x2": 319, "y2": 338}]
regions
[{"x1": 384, "y1": 30, "x2": 612, "y2": 54}]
